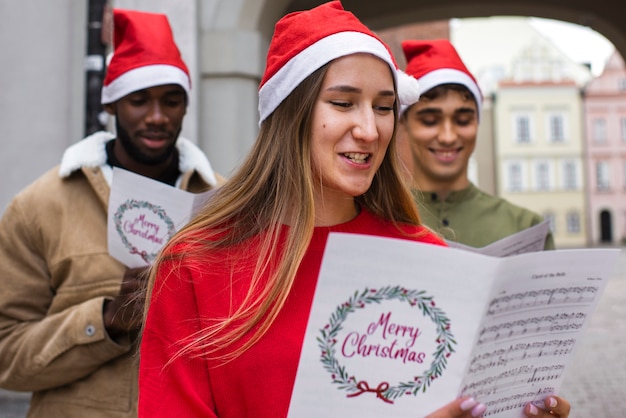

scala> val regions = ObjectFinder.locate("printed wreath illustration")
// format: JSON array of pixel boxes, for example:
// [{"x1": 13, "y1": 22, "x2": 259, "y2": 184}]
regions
[
  {"x1": 318, "y1": 285, "x2": 456, "y2": 403},
  {"x1": 113, "y1": 199, "x2": 175, "y2": 263}
]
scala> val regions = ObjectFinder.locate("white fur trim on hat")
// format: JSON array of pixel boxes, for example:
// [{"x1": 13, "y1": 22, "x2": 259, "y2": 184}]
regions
[
  {"x1": 258, "y1": 31, "x2": 396, "y2": 125},
  {"x1": 416, "y1": 68, "x2": 482, "y2": 118},
  {"x1": 101, "y1": 64, "x2": 191, "y2": 105}
]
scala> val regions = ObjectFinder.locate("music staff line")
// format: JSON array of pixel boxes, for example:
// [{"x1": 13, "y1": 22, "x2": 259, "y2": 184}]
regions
[
  {"x1": 477, "y1": 312, "x2": 586, "y2": 346},
  {"x1": 468, "y1": 338, "x2": 575, "y2": 373},
  {"x1": 479, "y1": 387, "x2": 556, "y2": 417},
  {"x1": 460, "y1": 364, "x2": 565, "y2": 398},
  {"x1": 487, "y1": 286, "x2": 599, "y2": 316}
]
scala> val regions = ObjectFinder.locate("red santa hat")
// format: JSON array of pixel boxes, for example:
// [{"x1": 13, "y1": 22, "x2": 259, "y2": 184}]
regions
[
  {"x1": 401, "y1": 39, "x2": 482, "y2": 119},
  {"x1": 101, "y1": 9, "x2": 191, "y2": 105},
  {"x1": 258, "y1": 1, "x2": 420, "y2": 125}
]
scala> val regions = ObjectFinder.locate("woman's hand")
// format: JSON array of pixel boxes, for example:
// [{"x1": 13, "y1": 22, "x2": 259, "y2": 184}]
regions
[
  {"x1": 425, "y1": 397, "x2": 486, "y2": 418},
  {"x1": 524, "y1": 395, "x2": 570, "y2": 417},
  {"x1": 425, "y1": 394, "x2": 570, "y2": 418}
]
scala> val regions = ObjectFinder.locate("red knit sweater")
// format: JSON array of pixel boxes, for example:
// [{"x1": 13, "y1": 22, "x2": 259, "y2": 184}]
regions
[{"x1": 139, "y1": 209, "x2": 445, "y2": 417}]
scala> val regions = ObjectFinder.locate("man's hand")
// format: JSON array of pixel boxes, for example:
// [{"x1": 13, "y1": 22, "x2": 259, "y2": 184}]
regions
[{"x1": 103, "y1": 266, "x2": 150, "y2": 339}]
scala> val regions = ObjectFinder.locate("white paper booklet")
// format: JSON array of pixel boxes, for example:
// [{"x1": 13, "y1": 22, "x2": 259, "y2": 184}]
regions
[
  {"x1": 287, "y1": 233, "x2": 620, "y2": 418},
  {"x1": 107, "y1": 167, "x2": 214, "y2": 267},
  {"x1": 446, "y1": 220, "x2": 550, "y2": 257}
]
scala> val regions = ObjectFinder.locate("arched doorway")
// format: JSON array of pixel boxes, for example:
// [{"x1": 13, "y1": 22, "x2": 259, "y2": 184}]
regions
[{"x1": 600, "y1": 209, "x2": 613, "y2": 243}]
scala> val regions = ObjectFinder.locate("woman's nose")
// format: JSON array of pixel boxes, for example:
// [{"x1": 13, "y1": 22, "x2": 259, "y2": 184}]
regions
[{"x1": 352, "y1": 109, "x2": 379, "y2": 142}]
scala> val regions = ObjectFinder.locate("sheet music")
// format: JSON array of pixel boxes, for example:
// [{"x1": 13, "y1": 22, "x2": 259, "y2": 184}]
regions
[
  {"x1": 446, "y1": 220, "x2": 550, "y2": 257},
  {"x1": 458, "y1": 250, "x2": 611, "y2": 417},
  {"x1": 287, "y1": 233, "x2": 620, "y2": 418}
]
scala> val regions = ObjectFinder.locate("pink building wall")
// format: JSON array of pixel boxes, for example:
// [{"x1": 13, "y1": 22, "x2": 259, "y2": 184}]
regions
[{"x1": 584, "y1": 51, "x2": 626, "y2": 244}]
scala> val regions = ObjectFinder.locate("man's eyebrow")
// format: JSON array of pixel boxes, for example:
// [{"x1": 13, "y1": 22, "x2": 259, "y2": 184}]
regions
[
  {"x1": 416, "y1": 107, "x2": 476, "y2": 116},
  {"x1": 416, "y1": 108, "x2": 442, "y2": 115},
  {"x1": 164, "y1": 90, "x2": 186, "y2": 96}
]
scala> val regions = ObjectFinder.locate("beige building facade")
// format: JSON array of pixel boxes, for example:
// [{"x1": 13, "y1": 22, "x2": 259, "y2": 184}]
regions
[{"x1": 495, "y1": 81, "x2": 588, "y2": 248}]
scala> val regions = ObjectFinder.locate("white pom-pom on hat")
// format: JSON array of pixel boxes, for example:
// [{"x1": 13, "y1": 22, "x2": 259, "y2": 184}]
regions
[{"x1": 397, "y1": 70, "x2": 420, "y2": 115}]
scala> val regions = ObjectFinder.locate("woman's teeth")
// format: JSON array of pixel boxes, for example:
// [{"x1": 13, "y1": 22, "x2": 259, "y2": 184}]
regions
[{"x1": 344, "y1": 152, "x2": 368, "y2": 163}]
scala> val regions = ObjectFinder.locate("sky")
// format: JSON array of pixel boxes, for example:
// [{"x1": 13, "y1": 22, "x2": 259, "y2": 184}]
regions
[{"x1": 528, "y1": 17, "x2": 615, "y2": 76}]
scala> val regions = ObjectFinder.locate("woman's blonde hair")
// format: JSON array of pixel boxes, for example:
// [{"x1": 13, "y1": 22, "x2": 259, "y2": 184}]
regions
[{"x1": 145, "y1": 60, "x2": 422, "y2": 364}]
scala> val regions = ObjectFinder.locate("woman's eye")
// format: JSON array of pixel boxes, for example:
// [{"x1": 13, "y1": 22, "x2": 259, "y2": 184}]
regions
[
  {"x1": 330, "y1": 101, "x2": 352, "y2": 108},
  {"x1": 375, "y1": 105, "x2": 394, "y2": 112}
]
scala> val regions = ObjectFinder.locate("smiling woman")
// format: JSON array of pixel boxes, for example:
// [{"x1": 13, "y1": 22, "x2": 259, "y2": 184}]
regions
[{"x1": 310, "y1": 53, "x2": 396, "y2": 224}]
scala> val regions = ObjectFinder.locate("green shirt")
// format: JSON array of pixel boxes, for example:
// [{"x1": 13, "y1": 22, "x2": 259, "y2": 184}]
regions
[{"x1": 414, "y1": 183, "x2": 555, "y2": 249}]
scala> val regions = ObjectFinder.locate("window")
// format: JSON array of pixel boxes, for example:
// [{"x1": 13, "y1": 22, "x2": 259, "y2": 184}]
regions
[
  {"x1": 621, "y1": 118, "x2": 626, "y2": 142},
  {"x1": 592, "y1": 119, "x2": 607, "y2": 143},
  {"x1": 535, "y1": 161, "x2": 551, "y2": 191},
  {"x1": 508, "y1": 162, "x2": 523, "y2": 191},
  {"x1": 619, "y1": 78, "x2": 626, "y2": 91},
  {"x1": 515, "y1": 115, "x2": 531, "y2": 143},
  {"x1": 566, "y1": 211, "x2": 581, "y2": 234},
  {"x1": 548, "y1": 114, "x2": 565, "y2": 142},
  {"x1": 596, "y1": 161, "x2": 610, "y2": 191},
  {"x1": 563, "y1": 160, "x2": 578, "y2": 190}
]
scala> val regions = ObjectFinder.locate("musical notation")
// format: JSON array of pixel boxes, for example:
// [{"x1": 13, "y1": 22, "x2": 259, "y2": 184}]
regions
[
  {"x1": 458, "y1": 283, "x2": 603, "y2": 417},
  {"x1": 487, "y1": 286, "x2": 598, "y2": 316},
  {"x1": 476, "y1": 313, "x2": 586, "y2": 345},
  {"x1": 460, "y1": 364, "x2": 565, "y2": 397},
  {"x1": 468, "y1": 338, "x2": 575, "y2": 373},
  {"x1": 480, "y1": 387, "x2": 555, "y2": 416}
]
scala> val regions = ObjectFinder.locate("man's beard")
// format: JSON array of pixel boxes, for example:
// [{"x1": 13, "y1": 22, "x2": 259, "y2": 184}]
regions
[{"x1": 115, "y1": 118, "x2": 178, "y2": 165}]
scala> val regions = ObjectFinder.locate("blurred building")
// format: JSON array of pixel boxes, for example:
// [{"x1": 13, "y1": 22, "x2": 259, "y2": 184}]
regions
[
  {"x1": 583, "y1": 51, "x2": 626, "y2": 245},
  {"x1": 494, "y1": 31, "x2": 590, "y2": 248},
  {"x1": 495, "y1": 79, "x2": 587, "y2": 248}
]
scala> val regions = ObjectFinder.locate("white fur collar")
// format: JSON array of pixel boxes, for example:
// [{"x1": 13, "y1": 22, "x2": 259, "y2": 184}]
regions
[{"x1": 58, "y1": 131, "x2": 217, "y2": 187}]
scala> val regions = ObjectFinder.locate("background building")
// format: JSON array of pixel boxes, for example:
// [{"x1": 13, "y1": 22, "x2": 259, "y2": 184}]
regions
[
  {"x1": 583, "y1": 51, "x2": 626, "y2": 245},
  {"x1": 496, "y1": 79, "x2": 588, "y2": 248}
]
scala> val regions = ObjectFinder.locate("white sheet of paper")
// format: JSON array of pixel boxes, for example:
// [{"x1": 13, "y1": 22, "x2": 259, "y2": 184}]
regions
[
  {"x1": 107, "y1": 167, "x2": 214, "y2": 267},
  {"x1": 287, "y1": 233, "x2": 619, "y2": 417},
  {"x1": 457, "y1": 248, "x2": 615, "y2": 416},
  {"x1": 446, "y1": 220, "x2": 550, "y2": 257}
]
